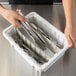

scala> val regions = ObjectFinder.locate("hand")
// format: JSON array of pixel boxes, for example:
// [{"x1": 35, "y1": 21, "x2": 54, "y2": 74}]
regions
[
  {"x1": 1, "y1": 8, "x2": 27, "y2": 28},
  {"x1": 65, "y1": 23, "x2": 76, "y2": 48}
]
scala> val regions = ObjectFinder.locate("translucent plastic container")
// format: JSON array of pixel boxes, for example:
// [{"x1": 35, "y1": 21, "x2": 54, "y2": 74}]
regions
[{"x1": 3, "y1": 12, "x2": 69, "y2": 76}]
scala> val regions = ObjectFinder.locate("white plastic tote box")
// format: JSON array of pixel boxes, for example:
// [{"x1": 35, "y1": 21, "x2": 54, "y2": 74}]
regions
[{"x1": 3, "y1": 12, "x2": 69, "y2": 76}]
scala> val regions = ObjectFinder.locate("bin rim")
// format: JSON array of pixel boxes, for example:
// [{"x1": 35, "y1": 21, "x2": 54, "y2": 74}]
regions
[{"x1": 3, "y1": 12, "x2": 69, "y2": 72}]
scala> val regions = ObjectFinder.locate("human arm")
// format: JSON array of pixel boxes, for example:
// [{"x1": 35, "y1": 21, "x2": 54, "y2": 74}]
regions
[
  {"x1": 62, "y1": 0, "x2": 76, "y2": 47},
  {"x1": 0, "y1": 4, "x2": 27, "y2": 28}
]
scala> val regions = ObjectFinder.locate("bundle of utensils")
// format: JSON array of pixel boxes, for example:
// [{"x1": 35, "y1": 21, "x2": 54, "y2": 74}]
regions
[{"x1": 14, "y1": 13, "x2": 63, "y2": 64}]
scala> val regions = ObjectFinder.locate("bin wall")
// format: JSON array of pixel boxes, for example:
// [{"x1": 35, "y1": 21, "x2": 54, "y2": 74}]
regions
[{"x1": 10, "y1": 45, "x2": 63, "y2": 76}]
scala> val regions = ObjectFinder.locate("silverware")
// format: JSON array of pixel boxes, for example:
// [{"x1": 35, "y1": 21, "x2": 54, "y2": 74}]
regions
[
  {"x1": 29, "y1": 23, "x2": 60, "y2": 53},
  {"x1": 18, "y1": 12, "x2": 48, "y2": 50},
  {"x1": 14, "y1": 12, "x2": 55, "y2": 62},
  {"x1": 15, "y1": 27, "x2": 53, "y2": 61},
  {"x1": 14, "y1": 31, "x2": 47, "y2": 64}
]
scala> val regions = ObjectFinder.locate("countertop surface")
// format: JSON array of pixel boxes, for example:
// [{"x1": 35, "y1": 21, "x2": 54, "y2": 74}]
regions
[{"x1": 0, "y1": 4, "x2": 76, "y2": 76}]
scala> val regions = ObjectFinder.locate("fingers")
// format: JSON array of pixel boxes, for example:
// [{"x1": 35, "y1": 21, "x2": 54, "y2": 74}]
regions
[
  {"x1": 18, "y1": 15, "x2": 28, "y2": 22},
  {"x1": 14, "y1": 20, "x2": 22, "y2": 28},
  {"x1": 65, "y1": 34, "x2": 74, "y2": 48},
  {"x1": 16, "y1": 9, "x2": 28, "y2": 22},
  {"x1": 12, "y1": 9, "x2": 28, "y2": 28},
  {"x1": 70, "y1": 35, "x2": 76, "y2": 48},
  {"x1": 68, "y1": 35, "x2": 74, "y2": 47},
  {"x1": 16, "y1": 9, "x2": 21, "y2": 12}
]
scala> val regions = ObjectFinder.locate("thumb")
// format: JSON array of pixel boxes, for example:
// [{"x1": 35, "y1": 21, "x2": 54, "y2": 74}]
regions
[{"x1": 18, "y1": 15, "x2": 28, "y2": 22}]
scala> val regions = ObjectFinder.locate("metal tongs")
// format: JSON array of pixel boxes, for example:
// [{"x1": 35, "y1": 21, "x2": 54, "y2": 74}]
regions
[
  {"x1": 15, "y1": 12, "x2": 55, "y2": 61},
  {"x1": 17, "y1": 12, "x2": 60, "y2": 53},
  {"x1": 18, "y1": 12, "x2": 47, "y2": 50}
]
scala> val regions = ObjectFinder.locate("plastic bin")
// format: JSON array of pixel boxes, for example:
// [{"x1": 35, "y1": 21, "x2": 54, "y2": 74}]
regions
[{"x1": 3, "y1": 12, "x2": 69, "y2": 76}]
